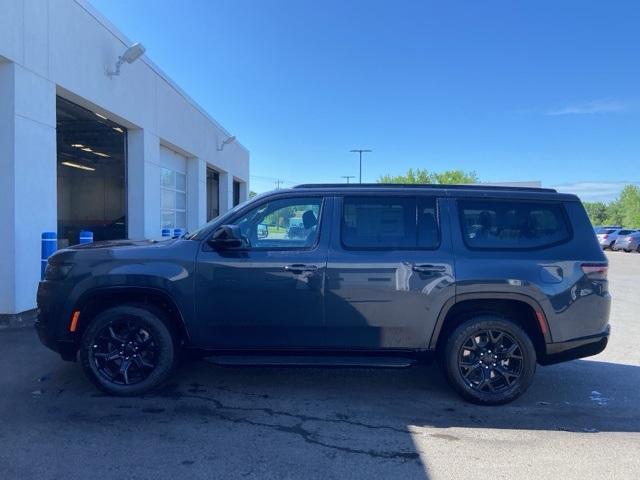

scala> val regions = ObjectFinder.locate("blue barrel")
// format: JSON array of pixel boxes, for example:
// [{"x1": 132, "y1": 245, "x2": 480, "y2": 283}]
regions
[
  {"x1": 79, "y1": 230, "x2": 93, "y2": 244},
  {"x1": 41, "y1": 232, "x2": 57, "y2": 279},
  {"x1": 173, "y1": 228, "x2": 184, "y2": 238},
  {"x1": 161, "y1": 228, "x2": 172, "y2": 238}
]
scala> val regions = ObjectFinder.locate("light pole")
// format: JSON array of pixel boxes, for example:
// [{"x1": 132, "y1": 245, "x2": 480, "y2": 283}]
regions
[
  {"x1": 349, "y1": 149, "x2": 372, "y2": 183},
  {"x1": 341, "y1": 175, "x2": 355, "y2": 184}
]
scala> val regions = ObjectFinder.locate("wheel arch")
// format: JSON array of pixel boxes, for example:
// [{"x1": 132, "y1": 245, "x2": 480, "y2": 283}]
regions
[
  {"x1": 430, "y1": 293, "x2": 551, "y2": 359},
  {"x1": 72, "y1": 286, "x2": 190, "y2": 344}
]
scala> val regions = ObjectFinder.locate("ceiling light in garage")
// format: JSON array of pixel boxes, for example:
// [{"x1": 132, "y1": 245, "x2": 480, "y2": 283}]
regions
[
  {"x1": 93, "y1": 152, "x2": 110, "y2": 158},
  {"x1": 95, "y1": 112, "x2": 108, "y2": 120},
  {"x1": 71, "y1": 144, "x2": 84, "y2": 148},
  {"x1": 112, "y1": 127, "x2": 124, "y2": 133},
  {"x1": 61, "y1": 161, "x2": 95, "y2": 172},
  {"x1": 81, "y1": 147, "x2": 93, "y2": 152}
]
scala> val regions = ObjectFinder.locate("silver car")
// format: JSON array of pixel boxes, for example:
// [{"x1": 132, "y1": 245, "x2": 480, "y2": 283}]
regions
[
  {"x1": 598, "y1": 228, "x2": 637, "y2": 249},
  {"x1": 613, "y1": 231, "x2": 640, "y2": 252}
]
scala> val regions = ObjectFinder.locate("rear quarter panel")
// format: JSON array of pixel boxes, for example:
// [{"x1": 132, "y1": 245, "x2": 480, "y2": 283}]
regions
[{"x1": 449, "y1": 197, "x2": 610, "y2": 343}]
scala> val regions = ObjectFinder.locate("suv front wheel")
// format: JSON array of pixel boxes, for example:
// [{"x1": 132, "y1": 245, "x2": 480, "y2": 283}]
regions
[
  {"x1": 79, "y1": 304, "x2": 176, "y2": 396},
  {"x1": 443, "y1": 315, "x2": 536, "y2": 405}
]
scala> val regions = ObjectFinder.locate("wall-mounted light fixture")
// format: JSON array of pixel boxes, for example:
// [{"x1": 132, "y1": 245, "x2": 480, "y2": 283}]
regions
[
  {"x1": 217, "y1": 135, "x2": 236, "y2": 151},
  {"x1": 107, "y1": 42, "x2": 146, "y2": 78}
]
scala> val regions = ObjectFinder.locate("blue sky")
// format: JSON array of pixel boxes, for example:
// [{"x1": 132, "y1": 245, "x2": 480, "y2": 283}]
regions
[{"x1": 91, "y1": 0, "x2": 639, "y2": 201}]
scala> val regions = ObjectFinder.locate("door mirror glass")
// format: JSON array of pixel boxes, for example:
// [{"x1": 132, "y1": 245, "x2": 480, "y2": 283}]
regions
[
  {"x1": 257, "y1": 223, "x2": 269, "y2": 239},
  {"x1": 208, "y1": 225, "x2": 244, "y2": 249}
]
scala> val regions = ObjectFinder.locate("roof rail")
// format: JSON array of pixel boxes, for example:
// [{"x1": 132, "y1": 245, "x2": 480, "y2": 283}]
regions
[{"x1": 292, "y1": 183, "x2": 557, "y2": 193}]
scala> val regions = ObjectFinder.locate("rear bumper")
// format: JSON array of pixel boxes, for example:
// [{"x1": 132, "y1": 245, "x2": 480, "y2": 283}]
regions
[{"x1": 540, "y1": 325, "x2": 610, "y2": 365}]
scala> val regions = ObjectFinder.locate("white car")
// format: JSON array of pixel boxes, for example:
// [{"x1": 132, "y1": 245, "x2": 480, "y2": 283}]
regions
[{"x1": 597, "y1": 228, "x2": 637, "y2": 250}]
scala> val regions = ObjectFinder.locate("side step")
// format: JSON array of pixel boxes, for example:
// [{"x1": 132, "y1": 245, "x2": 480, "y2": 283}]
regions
[{"x1": 204, "y1": 355, "x2": 416, "y2": 368}]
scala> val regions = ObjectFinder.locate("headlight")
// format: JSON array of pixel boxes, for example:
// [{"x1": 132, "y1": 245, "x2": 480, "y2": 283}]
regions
[{"x1": 44, "y1": 263, "x2": 73, "y2": 281}]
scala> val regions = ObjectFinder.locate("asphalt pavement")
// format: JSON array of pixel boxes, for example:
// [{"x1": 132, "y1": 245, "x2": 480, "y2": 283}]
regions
[{"x1": 0, "y1": 251, "x2": 638, "y2": 479}]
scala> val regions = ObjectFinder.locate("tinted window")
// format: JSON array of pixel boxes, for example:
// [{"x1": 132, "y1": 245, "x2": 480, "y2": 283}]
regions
[
  {"x1": 618, "y1": 230, "x2": 634, "y2": 235},
  {"x1": 231, "y1": 197, "x2": 322, "y2": 249},
  {"x1": 459, "y1": 199, "x2": 570, "y2": 249},
  {"x1": 342, "y1": 196, "x2": 439, "y2": 249}
]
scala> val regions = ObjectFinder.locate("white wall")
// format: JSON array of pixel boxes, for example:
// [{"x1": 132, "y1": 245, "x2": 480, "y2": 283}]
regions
[{"x1": 0, "y1": 0, "x2": 250, "y2": 314}]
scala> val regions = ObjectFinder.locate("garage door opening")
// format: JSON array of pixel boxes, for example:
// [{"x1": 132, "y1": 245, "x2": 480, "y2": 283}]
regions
[{"x1": 56, "y1": 97, "x2": 127, "y2": 247}]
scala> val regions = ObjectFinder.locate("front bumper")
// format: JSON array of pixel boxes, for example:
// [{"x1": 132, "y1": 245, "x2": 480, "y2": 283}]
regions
[
  {"x1": 540, "y1": 325, "x2": 610, "y2": 365},
  {"x1": 35, "y1": 281, "x2": 78, "y2": 361}
]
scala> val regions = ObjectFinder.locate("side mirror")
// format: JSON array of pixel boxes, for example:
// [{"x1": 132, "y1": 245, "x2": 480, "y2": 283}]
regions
[
  {"x1": 257, "y1": 223, "x2": 269, "y2": 239},
  {"x1": 208, "y1": 225, "x2": 244, "y2": 250}
]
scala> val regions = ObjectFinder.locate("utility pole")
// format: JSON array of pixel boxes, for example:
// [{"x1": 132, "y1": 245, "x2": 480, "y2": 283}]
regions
[
  {"x1": 349, "y1": 149, "x2": 372, "y2": 183},
  {"x1": 274, "y1": 179, "x2": 282, "y2": 189},
  {"x1": 341, "y1": 175, "x2": 355, "y2": 184}
]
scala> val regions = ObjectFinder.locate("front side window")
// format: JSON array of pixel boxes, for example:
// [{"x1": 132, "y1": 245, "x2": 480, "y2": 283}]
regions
[
  {"x1": 341, "y1": 196, "x2": 439, "y2": 249},
  {"x1": 161, "y1": 168, "x2": 187, "y2": 229},
  {"x1": 458, "y1": 199, "x2": 570, "y2": 249},
  {"x1": 230, "y1": 197, "x2": 323, "y2": 249}
]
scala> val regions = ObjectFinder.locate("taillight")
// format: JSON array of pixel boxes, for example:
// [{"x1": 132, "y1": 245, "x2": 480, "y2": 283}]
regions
[
  {"x1": 582, "y1": 263, "x2": 608, "y2": 279},
  {"x1": 602, "y1": 234, "x2": 608, "y2": 239}
]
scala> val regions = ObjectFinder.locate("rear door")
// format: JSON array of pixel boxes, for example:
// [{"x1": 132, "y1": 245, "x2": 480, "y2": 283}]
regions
[{"x1": 324, "y1": 194, "x2": 455, "y2": 349}]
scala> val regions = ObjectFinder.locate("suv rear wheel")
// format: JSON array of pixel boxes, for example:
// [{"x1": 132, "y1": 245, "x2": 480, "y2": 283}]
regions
[
  {"x1": 79, "y1": 304, "x2": 175, "y2": 396},
  {"x1": 443, "y1": 315, "x2": 536, "y2": 405}
]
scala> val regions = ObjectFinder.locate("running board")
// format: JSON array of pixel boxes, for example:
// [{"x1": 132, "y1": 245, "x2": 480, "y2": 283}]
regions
[{"x1": 204, "y1": 355, "x2": 416, "y2": 368}]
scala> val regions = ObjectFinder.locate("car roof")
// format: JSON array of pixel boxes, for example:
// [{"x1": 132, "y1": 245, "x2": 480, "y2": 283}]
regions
[{"x1": 266, "y1": 183, "x2": 580, "y2": 201}]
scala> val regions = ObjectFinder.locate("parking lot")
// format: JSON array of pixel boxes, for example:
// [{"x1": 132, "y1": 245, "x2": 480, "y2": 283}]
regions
[{"x1": 1, "y1": 251, "x2": 638, "y2": 480}]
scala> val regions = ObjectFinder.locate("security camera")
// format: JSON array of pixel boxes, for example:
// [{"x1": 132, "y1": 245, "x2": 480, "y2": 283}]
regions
[{"x1": 107, "y1": 42, "x2": 146, "y2": 77}]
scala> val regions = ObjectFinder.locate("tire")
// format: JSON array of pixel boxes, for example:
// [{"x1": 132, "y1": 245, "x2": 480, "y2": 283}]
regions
[
  {"x1": 443, "y1": 315, "x2": 536, "y2": 405},
  {"x1": 79, "y1": 304, "x2": 176, "y2": 396}
]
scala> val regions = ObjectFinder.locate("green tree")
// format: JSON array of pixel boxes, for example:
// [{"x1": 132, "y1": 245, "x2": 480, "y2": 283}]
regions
[
  {"x1": 582, "y1": 201, "x2": 608, "y2": 226},
  {"x1": 617, "y1": 185, "x2": 640, "y2": 228},
  {"x1": 249, "y1": 190, "x2": 258, "y2": 199},
  {"x1": 378, "y1": 168, "x2": 479, "y2": 185}
]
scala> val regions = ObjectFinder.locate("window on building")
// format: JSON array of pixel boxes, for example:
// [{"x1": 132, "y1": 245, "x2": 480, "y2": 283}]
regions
[
  {"x1": 207, "y1": 168, "x2": 220, "y2": 221},
  {"x1": 341, "y1": 196, "x2": 439, "y2": 249},
  {"x1": 458, "y1": 199, "x2": 570, "y2": 249},
  {"x1": 233, "y1": 180, "x2": 241, "y2": 207},
  {"x1": 161, "y1": 168, "x2": 187, "y2": 230}
]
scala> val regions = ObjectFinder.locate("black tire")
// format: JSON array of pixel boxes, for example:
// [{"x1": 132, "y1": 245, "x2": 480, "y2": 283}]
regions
[
  {"x1": 79, "y1": 304, "x2": 176, "y2": 396},
  {"x1": 443, "y1": 315, "x2": 536, "y2": 405}
]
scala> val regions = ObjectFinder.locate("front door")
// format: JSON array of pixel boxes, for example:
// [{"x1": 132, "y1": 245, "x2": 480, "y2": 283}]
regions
[
  {"x1": 194, "y1": 195, "x2": 331, "y2": 348},
  {"x1": 325, "y1": 194, "x2": 455, "y2": 349}
]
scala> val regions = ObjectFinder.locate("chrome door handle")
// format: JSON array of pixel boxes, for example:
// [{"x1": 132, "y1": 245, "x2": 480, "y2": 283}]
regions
[
  {"x1": 412, "y1": 264, "x2": 446, "y2": 274},
  {"x1": 284, "y1": 264, "x2": 318, "y2": 274}
]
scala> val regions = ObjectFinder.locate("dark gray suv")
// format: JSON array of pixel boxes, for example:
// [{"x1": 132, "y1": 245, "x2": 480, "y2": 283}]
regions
[{"x1": 36, "y1": 184, "x2": 611, "y2": 405}]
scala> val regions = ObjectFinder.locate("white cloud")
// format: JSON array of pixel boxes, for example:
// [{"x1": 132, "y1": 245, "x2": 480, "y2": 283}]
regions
[
  {"x1": 553, "y1": 181, "x2": 640, "y2": 202},
  {"x1": 546, "y1": 98, "x2": 629, "y2": 116}
]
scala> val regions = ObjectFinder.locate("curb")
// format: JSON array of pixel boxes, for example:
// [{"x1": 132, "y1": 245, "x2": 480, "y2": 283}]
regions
[{"x1": 0, "y1": 309, "x2": 37, "y2": 331}]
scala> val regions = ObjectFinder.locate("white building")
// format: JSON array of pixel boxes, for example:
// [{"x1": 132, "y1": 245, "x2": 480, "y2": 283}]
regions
[{"x1": 0, "y1": 0, "x2": 250, "y2": 325}]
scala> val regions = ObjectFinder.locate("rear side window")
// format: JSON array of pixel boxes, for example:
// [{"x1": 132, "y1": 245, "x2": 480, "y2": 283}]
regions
[
  {"x1": 458, "y1": 199, "x2": 570, "y2": 249},
  {"x1": 341, "y1": 196, "x2": 439, "y2": 249}
]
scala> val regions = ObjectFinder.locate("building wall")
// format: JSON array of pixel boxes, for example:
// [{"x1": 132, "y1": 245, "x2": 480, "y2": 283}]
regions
[{"x1": 0, "y1": 0, "x2": 249, "y2": 316}]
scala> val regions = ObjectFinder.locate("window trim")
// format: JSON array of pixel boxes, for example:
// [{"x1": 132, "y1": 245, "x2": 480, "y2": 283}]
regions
[
  {"x1": 339, "y1": 194, "x2": 442, "y2": 251},
  {"x1": 204, "y1": 195, "x2": 327, "y2": 252},
  {"x1": 456, "y1": 197, "x2": 574, "y2": 252}
]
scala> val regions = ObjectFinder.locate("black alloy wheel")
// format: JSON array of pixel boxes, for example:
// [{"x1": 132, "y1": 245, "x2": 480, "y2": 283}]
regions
[
  {"x1": 79, "y1": 304, "x2": 175, "y2": 396},
  {"x1": 444, "y1": 315, "x2": 536, "y2": 405},
  {"x1": 457, "y1": 329, "x2": 523, "y2": 394},
  {"x1": 90, "y1": 320, "x2": 158, "y2": 386}
]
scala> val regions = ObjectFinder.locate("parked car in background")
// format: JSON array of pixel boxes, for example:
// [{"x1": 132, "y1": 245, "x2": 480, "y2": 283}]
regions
[
  {"x1": 597, "y1": 228, "x2": 637, "y2": 250},
  {"x1": 612, "y1": 231, "x2": 640, "y2": 252},
  {"x1": 594, "y1": 226, "x2": 622, "y2": 233}
]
